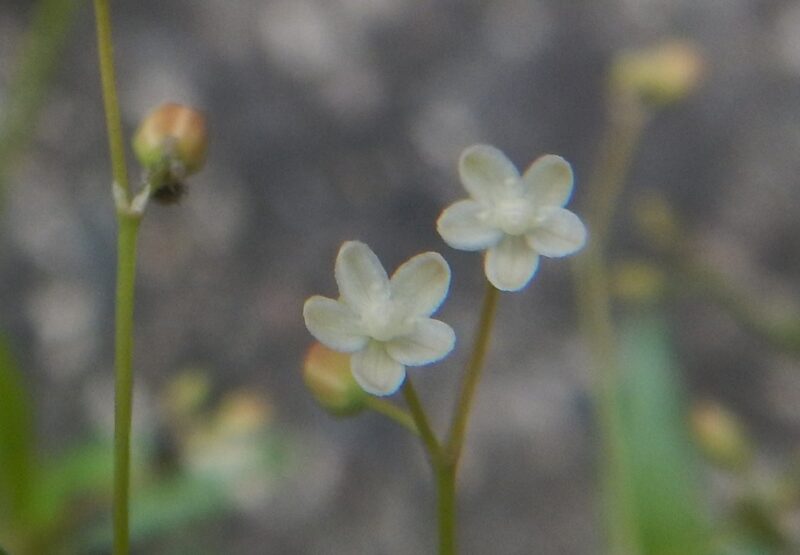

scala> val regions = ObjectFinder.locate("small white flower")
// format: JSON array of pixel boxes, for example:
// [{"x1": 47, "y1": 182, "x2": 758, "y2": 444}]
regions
[
  {"x1": 437, "y1": 144, "x2": 587, "y2": 291},
  {"x1": 303, "y1": 241, "x2": 455, "y2": 396}
]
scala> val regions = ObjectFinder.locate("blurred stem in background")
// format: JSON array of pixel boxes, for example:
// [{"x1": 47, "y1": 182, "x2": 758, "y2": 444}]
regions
[
  {"x1": 573, "y1": 41, "x2": 704, "y2": 555},
  {"x1": 632, "y1": 193, "x2": 800, "y2": 357},
  {"x1": 0, "y1": 0, "x2": 81, "y2": 204},
  {"x1": 573, "y1": 91, "x2": 648, "y2": 555},
  {"x1": 92, "y1": 1, "x2": 138, "y2": 553},
  {"x1": 676, "y1": 261, "x2": 800, "y2": 356}
]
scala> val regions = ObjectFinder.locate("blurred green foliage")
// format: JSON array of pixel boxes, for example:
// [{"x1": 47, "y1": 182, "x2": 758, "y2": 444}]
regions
[
  {"x1": 613, "y1": 314, "x2": 710, "y2": 555},
  {"x1": 0, "y1": 366, "x2": 292, "y2": 554},
  {"x1": 0, "y1": 0, "x2": 81, "y2": 197},
  {"x1": 0, "y1": 338, "x2": 36, "y2": 541}
]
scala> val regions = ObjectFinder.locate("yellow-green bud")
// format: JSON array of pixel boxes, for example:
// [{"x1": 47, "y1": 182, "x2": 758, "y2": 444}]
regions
[
  {"x1": 690, "y1": 400, "x2": 753, "y2": 472},
  {"x1": 133, "y1": 102, "x2": 208, "y2": 178},
  {"x1": 302, "y1": 343, "x2": 367, "y2": 416},
  {"x1": 611, "y1": 41, "x2": 704, "y2": 106}
]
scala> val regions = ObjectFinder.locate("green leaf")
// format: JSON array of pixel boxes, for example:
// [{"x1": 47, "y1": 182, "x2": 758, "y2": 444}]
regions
[
  {"x1": 616, "y1": 313, "x2": 710, "y2": 555},
  {"x1": 0, "y1": 337, "x2": 35, "y2": 526},
  {"x1": 29, "y1": 437, "x2": 113, "y2": 530}
]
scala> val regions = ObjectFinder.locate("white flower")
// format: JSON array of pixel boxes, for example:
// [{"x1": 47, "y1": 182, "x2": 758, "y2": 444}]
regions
[
  {"x1": 303, "y1": 241, "x2": 455, "y2": 396},
  {"x1": 437, "y1": 144, "x2": 587, "y2": 291}
]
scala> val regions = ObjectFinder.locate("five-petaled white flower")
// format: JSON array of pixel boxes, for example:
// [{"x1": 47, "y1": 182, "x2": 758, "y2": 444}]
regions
[
  {"x1": 303, "y1": 241, "x2": 455, "y2": 396},
  {"x1": 437, "y1": 144, "x2": 587, "y2": 291}
]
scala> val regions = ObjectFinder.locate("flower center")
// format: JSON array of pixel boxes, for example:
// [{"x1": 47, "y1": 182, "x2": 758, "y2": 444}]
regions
[
  {"x1": 361, "y1": 300, "x2": 411, "y2": 342},
  {"x1": 493, "y1": 197, "x2": 534, "y2": 236}
]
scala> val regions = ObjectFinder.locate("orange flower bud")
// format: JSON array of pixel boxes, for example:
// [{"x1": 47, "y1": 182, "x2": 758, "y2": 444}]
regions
[
  {"x1": 302, "y1": 343, "x2": 367, "y2": 416},
  {"x1": 133, "y1": 102, "x2": 208, "y2": 178}
]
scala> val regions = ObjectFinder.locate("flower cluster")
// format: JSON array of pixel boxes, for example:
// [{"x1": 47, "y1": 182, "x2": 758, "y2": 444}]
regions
[{"x1": 303, "y1": 145, "x2": 586, "y2": 396}]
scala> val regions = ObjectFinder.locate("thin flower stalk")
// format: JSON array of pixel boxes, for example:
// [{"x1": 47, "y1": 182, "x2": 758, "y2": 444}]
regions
[
  {"x1": 445, "y1": 281, "x2": 499, "y2": 465},
  {"x1": 92, "y1": 2, "x2": 138, "y2": 554}
]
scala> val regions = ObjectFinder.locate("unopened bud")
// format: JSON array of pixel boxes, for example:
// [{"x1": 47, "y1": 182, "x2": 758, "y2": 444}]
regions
[
  {"x1": 303, "y1": 343, "x2": 367, "y2": 416},
  {"x1": 133, "y1": 103, "x2": 208, "y2": 202},
  {"x1": 691, "y1": 400, "x2": 753, "y2": 472},
  {"x1": 611, "y1": 41, "x2": 704, "y2": 106}
]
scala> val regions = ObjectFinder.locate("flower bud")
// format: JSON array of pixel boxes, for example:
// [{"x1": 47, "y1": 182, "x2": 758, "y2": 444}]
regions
[
  {"x1": 132, "y1": 102, "x2": 208, "y2": 181},
  {"x1": 690, "y1": 400, "x2": 753, "y2": 472},
  {"x1": 302, "y1": 343, "x2": 367, "y2": 416},
  {"x1": 611, "y1": 41, "x2": 704, "y2": 106}
]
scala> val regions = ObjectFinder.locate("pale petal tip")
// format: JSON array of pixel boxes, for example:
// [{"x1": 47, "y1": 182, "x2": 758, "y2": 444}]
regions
[
  {"x1": 459, "y1": 143, "x2": 504, "y2": 162},
  {"x1": 484, "y1": 239, "x2": 541, "y2": 292},
  {"x1": 337, "y1": 239, "x2": 368, "y2": 256},
  {"x1": 386, "y1": 319, "x2": 456, "y2": 366},
  {"x1": 302, "y1": 295, "x2": 368, "y2": 352},
  {"x1": 486, "y1": 272, "x2": 536, "y2": 292},
  {"x1": 528, "y1": 209, "x2": 587, "y2": 258},
  {"x1": 523, "y1": 154, "x2": 575, "y2": 208},
  {"x1": 436, "y1": 200, "x2": 504, "y2": 252},
  {"x1": 351, "y1": 364, "x2": 407, "y2": 396},
  {"x1": 459, "y1": 143, "x2": 513, "y2": 171}
]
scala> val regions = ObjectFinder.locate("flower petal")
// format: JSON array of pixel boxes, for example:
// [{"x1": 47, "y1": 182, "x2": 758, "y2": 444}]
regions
[
  {"x1": 386, "y1": 318, "x2": 455, "y2": 366},
  {"x1": 437, "y1": 199, "x2": 504, "y2": 251},
  {"x1": 334, "y1": 241, "x2": 389, "y2": 312},
  {"x1": 351, "y1": 341, "x2": 406, "y2": 396},
  {"x1": 390, "y1": 252, "x2": 451, "y2": 317},
  {"x1": 527, "y1": 208, "x2": 587, "y2": 257},
  {"x1": 484, "y1": 235, "x2": 540, "y2": 291},
  {"x1": 303, "y1": 296, "x2": 368, "y2": 352},
  {"x1": 459, "y1": 144, "x2": 519, "y2": 202},
  {"x1": 522, "y1": 154, "x2": 574, "y2": 207}
]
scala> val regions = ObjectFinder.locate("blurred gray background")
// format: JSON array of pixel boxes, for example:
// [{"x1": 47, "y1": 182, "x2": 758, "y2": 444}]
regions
[{"x1": 1, "y1": 0, "x2": 800, "y2": 553}]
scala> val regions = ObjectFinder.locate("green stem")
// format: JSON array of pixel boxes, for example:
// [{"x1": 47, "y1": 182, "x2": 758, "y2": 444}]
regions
[
  {"x1": 401, "y1": 377, "x2": 459, "y2": 555},
  {"x1": 572, "y1": 94, "x2": 648, "y2": 555},
  {"x1": 93, "y1": 2, "x2": 139, "y2": 554},
  {"x1": 364, "y1": 397, "x2": 419, "y2": 436},
  {"x1": 402, "y1": 377, "x2": 441, "y2": 459},
  {"x1": 445, "y1": 282, "x2": 500, "y2": 464},
  {"x1": 112, "y1": 214, "x2": 140, "y2": 555},
  {"x1": 93, "y1": 0, "x2": 130, "y2": 199},
  {"x1": 436, "y1": 461, "x2": 457, "y2": 555},
  {"x1": 400, "y1": 270, "x2": 501, "y2": 555}
]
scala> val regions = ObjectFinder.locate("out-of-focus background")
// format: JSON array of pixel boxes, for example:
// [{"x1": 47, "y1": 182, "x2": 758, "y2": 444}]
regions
[{"x1": 1, "y1": 0, "x2": 799, "y2": 553}]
